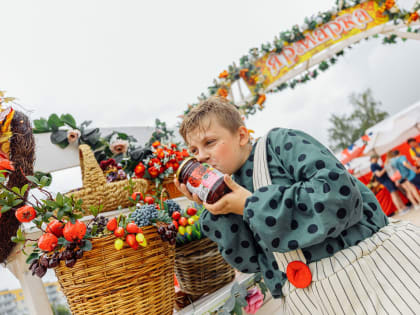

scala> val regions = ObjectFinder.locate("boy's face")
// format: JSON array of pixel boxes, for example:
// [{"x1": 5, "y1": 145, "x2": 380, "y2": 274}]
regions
[
  {"x1": 370, "y1": 157, "x2": 378, "y2": 164},
  {"x1": 186, "y1": 116, "x2": 250, "y2": 175}
]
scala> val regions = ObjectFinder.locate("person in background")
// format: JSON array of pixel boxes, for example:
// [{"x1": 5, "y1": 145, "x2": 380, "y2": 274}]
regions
[
  {"x1": 370, "y1": 154, "x2": 406, "y2": 212},
  {"x1": 407, "y1": 138, "x2": 420, "y2": 170},
  {"x1": 389, "y1": 150, "x2": 420, "y2": 208}
]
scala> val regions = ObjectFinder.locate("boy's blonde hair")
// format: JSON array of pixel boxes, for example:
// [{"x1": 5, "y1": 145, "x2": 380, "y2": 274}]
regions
[{"x1": 179, "y1": 96, "x2": 244, "y2": 143}]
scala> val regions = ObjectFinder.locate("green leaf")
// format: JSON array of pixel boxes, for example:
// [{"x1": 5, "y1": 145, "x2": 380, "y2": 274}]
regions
[
  {"x1": 1, "y1": 206, "x2": 11, "y2": 213},
  {"x1": 57, "y1": 237, "x2": 66, "y2": 245},
  {"x1": 11, "y1": 187, "x2": 21, "y2": 195},
  {"x1": 117, "y1": 132, "x2": 128, "y2": 140},
  {"x1": 12, "y1": 199, "x2": 23, "y2": 207},
  {"x1": 70, "y1": 216, "x2": 76, "y2": 224},
  {"x1": 56, "y1": 193, "x2": 63, "y2": 207},
  {"x1": 26, "y1": 252, "x2": 40, "y2": 264},
  {"x1": 21, "y1": 184, "x2": 29, "y2": 196},
  {"x1": 60, "y1": 114, "x2": 77, "y2": 129},
  {"x1": 11, "y1": 236, "x2": 19, "y2": 243},
  {"x1": 89, "y1": 205, "x2": 99, "y2": 217},
  {"x1": 40, "y1": 176, "x2": 52, "y2": 187},
  {"x1": 237, "y1": 296, "x2": 248, "y2": 307},
  {"x1": 33, "y1": 118, "x2": 50, "y2": 133},
  {"x1": 81, "y1": 240, "x2": 92, "y2": 251},
  {"x1": 233, "y1": 303, "x2": 243, "y2": 315},
  {"x1": 47, "y1": 114, "x2": 64, "y2": 131},
  {"x1": 26, "y1": 176, "x2": 40, "y2": 185},
  {"x1": 50, "y1": 130, "x2": 69, "y2": 147}
]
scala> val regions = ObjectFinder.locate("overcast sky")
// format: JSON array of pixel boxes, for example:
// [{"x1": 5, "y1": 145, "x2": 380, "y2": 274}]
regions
[{"x1": 1, "y1": 0, "x2": 420, "y2": 290}]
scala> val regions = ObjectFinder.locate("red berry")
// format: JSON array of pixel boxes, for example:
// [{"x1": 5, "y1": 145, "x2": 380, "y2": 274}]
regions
[
  {"x1": 172, "y1": 211, "x2": 181, "y2": 221},
  {"x1": 46, "y1": 220, "x2": 64, "y2": 237},
  {"x1": 38, "y1": 233, "x2": 58, "y2": 252},
  {"x1": 172, "y1": 220, "x2": 179, "y2": 230},
  {"x1": 126, "y1": 223, "x2": 139, "y2": 234},
  {"x1": 144, "y1": 196, "x2": 154, "y2": 204},
  {"x1": 126, "y1": 234, "x2": 138, "y2": 249},
  {"x1": 114, "y1": 227, "x2": 125, "y2": 238},
  {"x1": 63, "y1": 221, "x2": 87, "y2": 242},
  {"x1": 106, "y1": 218, "x2": 118, "y2": 231},
  {"x1": 179, "y1": 217, "x2": 188, "y2": 227},
  {"x1": 131, "y1": 192, "x2": 143, "y2": 202},
  {"x1": 186, "y1": 208, "x2": 197, "y2": 216},
  {"x1": 15, "y1": 205, "x2": 37, "y2": 223}
]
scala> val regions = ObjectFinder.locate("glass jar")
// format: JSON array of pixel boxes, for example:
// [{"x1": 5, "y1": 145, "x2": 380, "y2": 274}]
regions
[{"x1": 176, "y1": 157, "x2": 232, "y2": 204}]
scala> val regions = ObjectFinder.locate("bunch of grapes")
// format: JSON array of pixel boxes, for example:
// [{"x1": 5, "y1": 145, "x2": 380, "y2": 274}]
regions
[
  {"x1": 129, "y1": 204, "x2": 159, "y2": 227},
  {"x1": 87, "y1": 215, "x2": 108, "y2": 236},
  {"x1": 29, "y1": 241, "x2": 85, "y2": 278},
  {"x1": 164, "y1": 199, "x2": 181, "y2": 217},
  {"x1": 157, "y1": 223, "x2": 177, "y2": 245}
]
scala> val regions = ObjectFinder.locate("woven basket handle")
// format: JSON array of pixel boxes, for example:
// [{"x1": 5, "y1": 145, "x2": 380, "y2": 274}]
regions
[{"x1": 78, "y1": 144, "x2": 107, "y2": 189}]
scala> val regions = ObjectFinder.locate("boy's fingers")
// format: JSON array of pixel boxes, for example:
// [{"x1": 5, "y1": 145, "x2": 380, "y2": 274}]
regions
[
  {"x1": 192, "y1": 193, "x2": 203, "y2": 205},
  {"x1": 223, "y1": 174, "x2": 240, "y2": 191}
]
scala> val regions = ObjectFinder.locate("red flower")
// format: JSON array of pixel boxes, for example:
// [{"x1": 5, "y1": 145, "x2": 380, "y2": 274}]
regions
[
  {"x1": 181, "y1": 149, "x2": 189, "y2": 158},
  {"x1": 172, "y1": 162, "x2": 179, "y2": 171},
  {"x1": 152, "y1": 141, "x2": 161, "y2": 148},
  {"x1": 156, "y1": 148, "x2": 165, "y2": 159},
  {"x1": 170, "y1": 143, "x2": 177, "y2": 149},
  {"x1": 134, "y1": 162, "x2": 146, "y2": 177},
  {"x1": 148, "y1": 166, "x2": 159, "y2": 178},
  {"x1": 148, "y1": 158, "x2": 161, "y2": 167}
]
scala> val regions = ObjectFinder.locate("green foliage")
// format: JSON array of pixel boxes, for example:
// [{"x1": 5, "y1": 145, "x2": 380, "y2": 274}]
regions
[{"x1": 328, "y1": 89, "x2": 389, "y2": 152}]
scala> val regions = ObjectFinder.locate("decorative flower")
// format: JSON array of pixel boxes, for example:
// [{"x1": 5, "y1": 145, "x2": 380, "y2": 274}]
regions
[
  {"x1": 256, "y1": 94, "x2": 266, "y2": 108},
  {"x1": 217, "y1": 88, "x2": 228, "y2": 98},
  {"x1": 219, "y1": 70, "x2": 229, "y2": 79},
  {"x1": 66, "y1": 129, "x2": 81, "y2": 144},
  {"x1": 109, "y1": 139, "x2": 129, "y2": 155},
  {"x1": 0, "y1": 158, "x2": 14, "y2": 171},
  {"x1": 244, "y1": 287, "x2": 264, "y2": 314},
  {"x1": 239, "y1": 68, "x2": 249, "y2": 79},
  {"x1": 385, "y1": 0, "x2": 395, "y2": 10},
  {"x1": 408, "y1": 11, "x2": 419, "y2": 23},
  {"x1": 152, "y1": 141, "x2": 161, "y2": 148}
]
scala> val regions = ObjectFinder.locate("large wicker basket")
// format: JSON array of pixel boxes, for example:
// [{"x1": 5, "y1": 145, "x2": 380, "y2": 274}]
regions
[
  {"x1": 65, "y1": 144, "x2": 148, "y2": 214},
  {"x1": 174, "y1": 237, "x2": 235, "y2": 298},
  {"x1": 55, "y1": 226, "x2": 175, "y2": 315}
]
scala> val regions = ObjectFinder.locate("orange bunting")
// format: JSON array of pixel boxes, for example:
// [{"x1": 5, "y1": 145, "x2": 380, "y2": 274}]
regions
[
  {"x1": 218, "y1": 70, "x2": 229, "y2": 79},
  {"x1": 217, "y1": 88, "x2": 228, "y2": 98}
]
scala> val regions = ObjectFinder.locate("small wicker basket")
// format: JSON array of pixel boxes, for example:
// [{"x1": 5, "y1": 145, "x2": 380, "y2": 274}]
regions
[
  {"x1": 55, "y1": 226, "x2": 175, "y2": 315},
  {"x1": 65, "y1": 145, "x2": 148, "y2": 214},
  {"x1": 174, "y1": 237, "x2": 235, "y2": 298}
]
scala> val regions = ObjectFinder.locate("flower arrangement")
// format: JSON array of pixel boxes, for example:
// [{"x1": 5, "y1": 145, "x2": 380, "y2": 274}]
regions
[{"x1": 132, "y1": 140, "x2": 190, "y2": 194}]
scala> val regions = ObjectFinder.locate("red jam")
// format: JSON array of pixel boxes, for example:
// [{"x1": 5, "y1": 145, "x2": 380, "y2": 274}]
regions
[{"x1": 176, "y1": 157, "x2": 232, "y2": 204}]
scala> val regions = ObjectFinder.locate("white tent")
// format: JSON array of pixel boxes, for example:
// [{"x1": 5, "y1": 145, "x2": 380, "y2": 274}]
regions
[
  {"x1": 345, "y1": 101, "x2": 420, "y2": 177},
  {"x1": 363, "y1": 101, "x2": 420, "y2": 156}
]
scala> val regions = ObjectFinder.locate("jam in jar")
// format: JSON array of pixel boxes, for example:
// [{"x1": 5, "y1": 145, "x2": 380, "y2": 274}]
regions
[{"x1": 176, "y1": 157, "x2": 232, "y2": 204}]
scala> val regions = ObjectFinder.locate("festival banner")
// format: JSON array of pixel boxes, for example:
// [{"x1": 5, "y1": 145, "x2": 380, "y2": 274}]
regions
[{"x1": 248, "y1": 0, "x2": 390, "y2": 93}]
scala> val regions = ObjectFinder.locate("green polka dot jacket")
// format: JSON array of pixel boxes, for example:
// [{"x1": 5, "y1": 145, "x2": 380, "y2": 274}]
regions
[{"x1": 200, "y1": 128, "x2": 388, "y2": 298}]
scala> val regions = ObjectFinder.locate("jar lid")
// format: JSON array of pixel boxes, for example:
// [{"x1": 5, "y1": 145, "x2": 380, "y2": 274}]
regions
[{"x1": 176, "y1": 156, "x2": 196, "y2": 180}]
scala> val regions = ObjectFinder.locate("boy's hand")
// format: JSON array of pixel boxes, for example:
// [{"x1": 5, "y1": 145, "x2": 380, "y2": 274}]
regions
[
  {"x1": 204, "y1": 175, "x2": 252, "y2": 216},
  {"x1": 174, "y1": 178, "x2": 203, "y2": 205}
]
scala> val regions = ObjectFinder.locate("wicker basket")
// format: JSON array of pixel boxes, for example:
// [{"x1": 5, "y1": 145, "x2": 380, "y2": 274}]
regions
[
  {"x1": 55, "y1": 226, "x2": 175, "y2": 315},
  {"x1": 65, "y1": 145, "x2": 148, "y2": 214},
  {"x1": 174, "y1": 237, "x2": 235, "y2": 298}
]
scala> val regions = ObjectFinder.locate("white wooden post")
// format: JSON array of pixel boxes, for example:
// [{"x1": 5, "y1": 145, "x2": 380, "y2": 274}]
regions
[{"x1": 5, "y1": 243, "x2": 53, "y2": 315}]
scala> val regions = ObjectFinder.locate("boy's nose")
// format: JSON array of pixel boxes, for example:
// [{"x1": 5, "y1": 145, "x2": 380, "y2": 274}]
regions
[{"x1": 196, "y1": 152, "x2": 210, "y2": 163}]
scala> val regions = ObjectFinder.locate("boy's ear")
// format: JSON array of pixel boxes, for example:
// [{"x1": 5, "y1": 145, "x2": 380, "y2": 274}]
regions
[{"x1": 238, "y1": 126, "x2": 250, "y2": 146}]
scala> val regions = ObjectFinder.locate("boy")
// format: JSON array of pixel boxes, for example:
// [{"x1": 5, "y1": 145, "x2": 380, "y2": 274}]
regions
[{"x1": 175, "y1": 97, "x2": 420, "y2": 314}]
